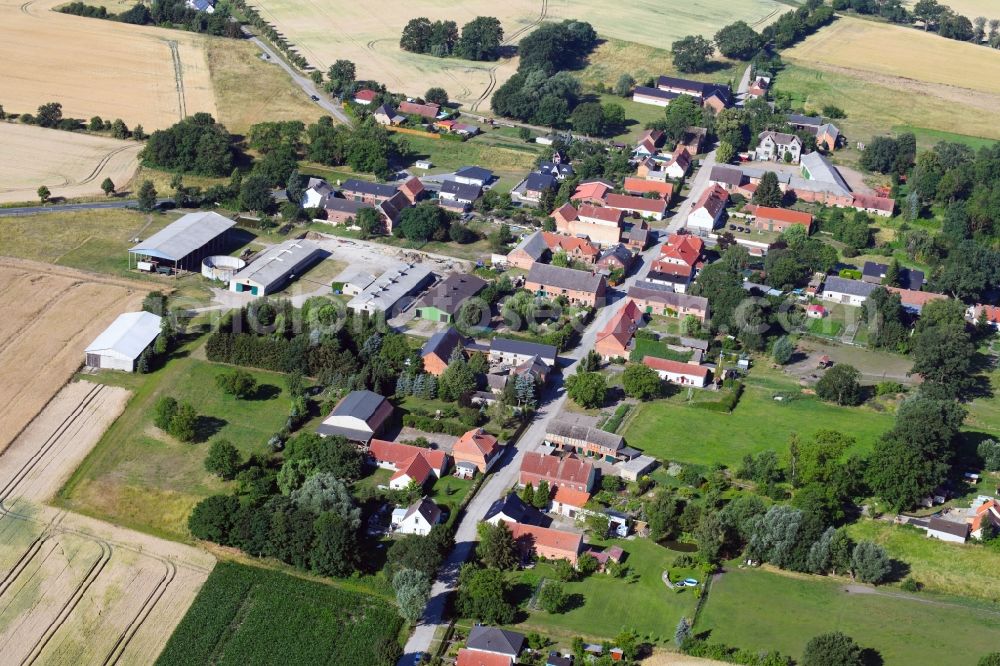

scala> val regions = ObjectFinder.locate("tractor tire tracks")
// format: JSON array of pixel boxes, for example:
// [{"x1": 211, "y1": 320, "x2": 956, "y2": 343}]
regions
[{"x1": 163, "y1": 40, "x2": 187, "y2": 121}]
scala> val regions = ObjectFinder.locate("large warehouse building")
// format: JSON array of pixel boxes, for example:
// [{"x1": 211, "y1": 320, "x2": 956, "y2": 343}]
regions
[
  {"x1": 229, "y1": 238, "x2": 325, "y2": 296},
  {"x1": 84, "y1": 311, "x2": 162, "y2": 372},
  {"x1": 129, "y1": 211, "x2": 236, "y2": 273}
]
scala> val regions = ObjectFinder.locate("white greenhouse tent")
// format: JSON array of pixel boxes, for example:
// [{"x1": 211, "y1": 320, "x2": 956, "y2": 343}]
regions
[{"x1": 84, "y1": 311, "x2": 163, "y2": 372}]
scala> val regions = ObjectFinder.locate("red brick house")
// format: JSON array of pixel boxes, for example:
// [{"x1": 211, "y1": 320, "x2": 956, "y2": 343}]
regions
[
  {"x1": 507, "y1": 522, "x2": 583, "y2": 565},
  {"x1": 398, "y1": 176, "x2": 426, "y2": 204},
  {"x1": 420, "y1": 327, "x2": 463, "y2": 376},
  {"x1": 744, "y1": 205, "x2": 814, "y2": 234}
]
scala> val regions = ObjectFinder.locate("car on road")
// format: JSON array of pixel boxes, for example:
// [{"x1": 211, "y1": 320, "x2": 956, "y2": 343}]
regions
[{"x1": 310, "y1": 95, "x2": 320, "y2": 101}]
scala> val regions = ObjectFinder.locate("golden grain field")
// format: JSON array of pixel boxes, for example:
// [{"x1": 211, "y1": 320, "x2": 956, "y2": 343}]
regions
[
  {"x1": 785, "y1": 16, "x2": 1000, "y2": 95},
  {"x1": 0, "y1": 0, "x2": 217, "y2": 129},
  {"x1": 0, "y1": 123, "x2": 142, "y2": 204},
  {"x1": 245, "y1": 0, "x2": 784, "y2": 108}
]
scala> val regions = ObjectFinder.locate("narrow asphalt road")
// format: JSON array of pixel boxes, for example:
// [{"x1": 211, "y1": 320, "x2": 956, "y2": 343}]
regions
[
  {"x1": 0, "y1": 198, "x2": 173, "y2": 217},
  {"x1": 735, "y1": 64, "x2": 753, "y2": 107},
  {"x1": 242, "y1": 31, "x2": 351, "y2": 125},
  {"x1": 395, "y1": 186, "x2": 720, "y2": 661}
]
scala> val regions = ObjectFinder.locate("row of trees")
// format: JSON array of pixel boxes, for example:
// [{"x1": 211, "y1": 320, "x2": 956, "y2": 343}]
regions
[
  {"x1": 60, "y1": 0, "x2": 243, "y2": 38},
  {"x1": 399, "y1": 16, "x2": 503, "y2": 61},
  {"x1": 839, "y1": 0, "x2": 1000, "y2": 49},
  {"x1": 671, "y1": 2, "x2": 834, "y2": 72}
]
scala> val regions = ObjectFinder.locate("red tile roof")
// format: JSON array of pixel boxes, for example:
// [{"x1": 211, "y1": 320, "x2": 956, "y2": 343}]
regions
[
  {"x1": 354, "y1": 89, "x2": 377, "y2": 102},
  {"x1": 542, "y1": 231, "x2": 599, "y2": 257},
  {"x1": 393, "y1": 452, "x2": 433, "y2": 485},
  {"x1": 623, "y1": 177, "x2": 673, "y2": 199},
  {"x1": 974, "y1": 304, "x2": 1000, "y2": 324},
  {"x1": 507, "y1": 522, "x2": 583, "y2": 558},
  {"x1": 746, "y1": 205, "x2": 813, "y2": 226},
  {"x1": 605, "y1": 193, "x2": 667, "y2": 215},
  {"x1": 369, "y1": 439, "x2": 448, "y2": 472},
  {"x1": 887, "y1": 287, "x2": 948, "y2": 309},
  {"x1": 659, "y1": 233, "x2": 703, "y2": 267},
  {"x1": 573, "y1": 181, "x2": 612, "y2": 201},
  {"x1": 852, "y1": 192, "x2": 895, "y2": 213},
  {"x1": 553, "y1": 202, "x2": 578, "y2": 222},
  {"x1": 519, "y1": 451, "x2": 594, "y2": 486},
  {"x1": 454, "y1": 428, "x2": 499, "y2": 459},
  {"x1": 693, "y1": 184, "x2": 729, "y2": 218},
  {"x1": 456, "y1": 649, "x2": 512, "y2": 666},
  {"x1": 642, "y1": 356, "x2": 710, "y2": 380},
  {"x1": 554, "y1": 485, "x2": 591, "y2": 508},
  {"x1": 398, "y1": 176, "x2": 425, "y2": 198},
  {"x1": 597, "y1": 300, "x2": 642, "y2": 349},
  {"x1": 399, "y1": 100, "x2": 440, "y2": 118},
  {"x1": 578, "y1": 204, "x2": 624, "y2": 224}
]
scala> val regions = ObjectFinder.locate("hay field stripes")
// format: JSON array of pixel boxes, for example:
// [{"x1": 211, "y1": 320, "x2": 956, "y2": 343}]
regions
[
  {"x1": 1, "y1": 0, "x2": 217, "y2": 129},
  {"x1": 0, "y1": 380, "x2": 213, "y2": 664},
  {"x1": 0, "y1": 259, "x2": 152, "y2": 454}
]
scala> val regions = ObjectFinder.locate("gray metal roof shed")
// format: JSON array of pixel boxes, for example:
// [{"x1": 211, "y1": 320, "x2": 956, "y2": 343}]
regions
[
  {"x1": 229, "y1": 238, "x2": 325, "y2": 295},
  {"x1": 129, "y1": 211, "x2": 235, "y2": 265}
]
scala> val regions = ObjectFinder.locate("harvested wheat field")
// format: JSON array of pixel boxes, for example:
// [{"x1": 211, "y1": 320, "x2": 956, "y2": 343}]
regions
[
  {"x1": 0, "y1": 123, "x2": 142, "y2": 204},
  {"x1": 0, "y1": 380, "x2": 214, "y2": 665},
  {"x1": 0, "y1": 258, "x2": 150, "y2": 454},
  {"x1": 785, "y1": 16, "x2": 1000, "y2": 96},
  {"x1": 0, "y1": 0, "x2": 216, "y2": 129},
  {"x1": 246, "y1": 0, "x2": 783, "y2": 108}
]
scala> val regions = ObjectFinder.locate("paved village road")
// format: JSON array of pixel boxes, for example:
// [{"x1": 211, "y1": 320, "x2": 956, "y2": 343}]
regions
[
  {"x1": 398, "y1": 239, "x2": 668, "y2": 662},
  {"x1": 397, "y1": 152, "x2": 722, "y2": 662}
]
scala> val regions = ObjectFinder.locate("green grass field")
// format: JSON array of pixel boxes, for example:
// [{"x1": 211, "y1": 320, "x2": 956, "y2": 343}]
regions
[
  {"x1": 806, "y1": 316, "x2": 844, "y2": 338},
  {"x1": 57, "y1": 341, "x2": 294, "y2": 540},
  {"x1": 0, "y1": 209, "x2": 176, "y2": 275},
  {"x1": 847, "y1": 520, "x2": 1000, "y2": 602},
  {"x1": 697, "y1": 568, "x2": 1000, "y2": 665},
  {"x1": 773, "y1": 63, "x2": 1000, "y2": 147},
  {"x1": 405, "y1": 131, "x2": 545, "y2": 193},
  {"x1": 500, "y1": 539, "x2": 699, "y2": 644},
  {"x1": 156, "y1": 561, "x2": 403, "y2": 666},
  {"x1": 622, "y1": 371, "x2": 894, "y2": 467},
  {"x1": 891, "y1": 125, "x2": 999, "y2": 151}
]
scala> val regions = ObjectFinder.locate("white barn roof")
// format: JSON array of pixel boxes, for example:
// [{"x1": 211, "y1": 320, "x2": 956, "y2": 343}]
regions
[
  {"x1": 85, "y1": 311, "x2": 162, "y2": 360},
  {"x1": 130, "y1": 212, "x2": 236, "y2": 261}
]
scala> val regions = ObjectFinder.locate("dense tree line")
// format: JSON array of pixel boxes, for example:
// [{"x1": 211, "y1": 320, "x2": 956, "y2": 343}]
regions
[
  {"x1": 141, "y1": 113, "x2": 235, "y2": 176},
  {"x1": 205, "y1": 299, "x2": 420, "y2": 395},
  {"x1": 400, "y1": 16, "x2": 502, "y2": 60},
  {"x1": 490, "y1": 20, "x2": 597, "y2": 124},
  {"x1": 760, "y1": 1, "x2": 836, "y2": 49},
  {"x1": 59, "y1": 0, "x2": 243, "y2": 37},
  {"x1": 305, "y1": 116, "x2": 405, "y2": 180},
  {"x1": 188, "y1": 431, "x2": 369, "y2": 577}
]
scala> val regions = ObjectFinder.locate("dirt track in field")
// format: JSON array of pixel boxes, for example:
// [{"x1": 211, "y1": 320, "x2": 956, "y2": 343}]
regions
[
  {"x1": 0, "y1": 380, "x2": 214, "y2": 664},
  {"x1": 0, "y1": 123, "x2": 142, "y2": 204},
  {"x1": 0, "y1": 258, "x2": 151, "y2": 454}
]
